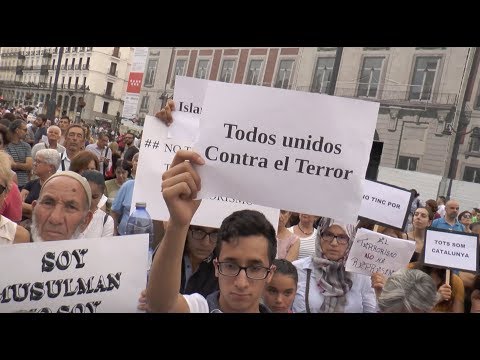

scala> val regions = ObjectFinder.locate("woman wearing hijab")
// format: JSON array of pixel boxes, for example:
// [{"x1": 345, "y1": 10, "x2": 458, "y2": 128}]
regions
[{"x1": 292, "y1": 217, "x2": 376, "y2": 313}]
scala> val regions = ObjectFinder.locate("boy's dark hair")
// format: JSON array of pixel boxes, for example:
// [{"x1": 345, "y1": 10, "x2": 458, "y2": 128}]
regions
[
  {"x1": 82, "y1": 170, "x2": 106, "y2": 192},
  {"x1": 272, "y1": 259, "x2": 298, "y2": 285},
  {"x1": 216, "y1": 210, "x2": 277, "y2": 265}
]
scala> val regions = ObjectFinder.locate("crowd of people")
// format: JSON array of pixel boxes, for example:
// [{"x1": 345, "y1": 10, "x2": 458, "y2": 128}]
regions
[{"x1": 1, "y1": 101, "x2": 480, "y2": 314}]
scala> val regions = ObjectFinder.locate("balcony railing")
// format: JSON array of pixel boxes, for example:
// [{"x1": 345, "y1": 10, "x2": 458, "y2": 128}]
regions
[
  {"x1": 107, "y1": 70, "x2": 118, "y2": 77},
  {"x1": 294, "y1": 85, "x2": 458, "y2": 106},
  {"x1": 0, "y1": 80, "x2": 90, "y2": 92},
  {"x1": 82, "y1": 64, "x2": 90, "y2": 70},
  {"x1": 102, "y1": 91, "x2": 115, "y2": 99}
]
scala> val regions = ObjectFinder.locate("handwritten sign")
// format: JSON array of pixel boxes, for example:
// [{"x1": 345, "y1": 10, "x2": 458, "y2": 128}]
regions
[
  {"x1": 358, "y1": 180, "x2": 413, "y2": 231},
  {"x1": 345, "y1": 228, "x2": 416, "y2": 277},
  {"x1": 194, "y1": 80, "x2": 379, "y2": 224},
  {"x1": 131, "y1": 76, "x2": 279, "y2": 229},
  {"x1": 424, "y1": 228, "x2": 479, "y2": 272},
  {"x1": 0, "y1": 235, "x2": 148, "y2": 313}
]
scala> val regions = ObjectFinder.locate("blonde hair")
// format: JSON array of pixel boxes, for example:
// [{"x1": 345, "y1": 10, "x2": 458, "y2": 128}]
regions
[{"x1": 0, "y1": 152, "x2": 13, "y2": 190}]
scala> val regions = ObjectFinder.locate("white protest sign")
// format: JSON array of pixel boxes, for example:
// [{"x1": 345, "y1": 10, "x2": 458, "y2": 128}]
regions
[
  {"x1": 345, "y1": 228, "x2": 415, "y2": 277},
  {"x1": 424, "y1": 228, "x2": 479, "y2": 272},
  {"x1": 194, "y1": 81, "x2": 379, "y2": 224},
  {"x1": 0, "y1": 235, "x2": 148, "y2": 313},
  {"x1": 358, "y1": 180, "x2": 413, "y2": 231},
  {"x1": 131, "y1": 76, "x2": 279, "y2": 229}
]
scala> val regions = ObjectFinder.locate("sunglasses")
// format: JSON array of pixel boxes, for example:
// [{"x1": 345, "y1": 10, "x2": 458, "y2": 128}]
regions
[{"x1": 462, "y1": 214, "x2": 472, "y2": 219}]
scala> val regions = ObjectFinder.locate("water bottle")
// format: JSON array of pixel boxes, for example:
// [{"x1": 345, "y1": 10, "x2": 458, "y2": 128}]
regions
[{"x1": 125, "y1": 202, "x2": 155, "y2": 271}]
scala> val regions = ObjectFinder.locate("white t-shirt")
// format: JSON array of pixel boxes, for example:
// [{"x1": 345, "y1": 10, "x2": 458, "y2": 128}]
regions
[
  {"x1": 184, "y1": 293, "x2": 210, "y2": 313},
  {"x1": 80, "y1": 209, "x2": 114, "y2": 239}
]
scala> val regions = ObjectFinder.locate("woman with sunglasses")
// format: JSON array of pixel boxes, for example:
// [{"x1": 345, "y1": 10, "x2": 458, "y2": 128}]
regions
[
  {"x1": 0, "y1": 152, "x2": 29, "y2": 244},
  {"x1": 292, "y1": 217, "x2": 376, "y2": 313},
  {"x1": 458, "y1": 211, "x2": 473, "y2": 233}
]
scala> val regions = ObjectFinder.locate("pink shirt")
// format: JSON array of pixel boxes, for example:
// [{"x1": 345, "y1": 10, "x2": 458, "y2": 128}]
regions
[
  {"x1": 276, "y1": 233, "x2": 299, "y2": 259},
  {"x1": 0, "y1": 181, "x2": 22, "y2": 222}
]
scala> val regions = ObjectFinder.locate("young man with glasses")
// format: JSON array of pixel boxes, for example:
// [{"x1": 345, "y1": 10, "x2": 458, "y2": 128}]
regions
[{"x1": 147, "y1": 150, "x2": 277, "y2": 313}]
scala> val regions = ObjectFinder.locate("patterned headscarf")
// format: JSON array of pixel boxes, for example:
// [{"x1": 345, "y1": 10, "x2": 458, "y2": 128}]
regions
[{"x1": 312, "y1": 217, "x2": 357, "y2": 313}]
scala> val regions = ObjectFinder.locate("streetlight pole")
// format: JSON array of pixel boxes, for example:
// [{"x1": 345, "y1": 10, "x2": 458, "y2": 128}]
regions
[
  {"x1": 46, "y1": 47, "x2": 64, "y2": 121},
  {"x1": 327, "y1": 47, "x2": 343, "y2": 95}
]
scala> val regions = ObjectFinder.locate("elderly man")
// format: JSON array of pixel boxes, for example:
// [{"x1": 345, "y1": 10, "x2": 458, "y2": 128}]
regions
[
  {"x1": 31, "y1": 125, "x2": 65, "y2": 162},
  {"x1": 58, "y1": 124, "x2": 85, "y2": 172},
  {"x1": 31, "y1": 171, "x2": 93, "y2": 241}
]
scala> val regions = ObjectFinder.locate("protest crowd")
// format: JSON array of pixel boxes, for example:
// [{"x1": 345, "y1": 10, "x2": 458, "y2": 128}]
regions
[{"x1": 0, "y1": 90, "x2": 479, "y2": 314}]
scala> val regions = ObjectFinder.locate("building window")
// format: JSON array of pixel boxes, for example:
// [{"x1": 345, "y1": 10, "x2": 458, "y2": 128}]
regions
[
  {"x1": 469, "y1": 127, "x2": 480, "y2": 152},
  {"x1": 102, "y1": 102, "x2": 109, "y2": 114},
  {"x1": 357, "y1": 57, "x2": 384, "y2": 98},
  {"x1": 144, "y1": 59, "x2": 157, "y2": 86},
  {"x1": 112, "y1": 47, "x2": 120, "y2": 58},
  {"x1": 171, "y1": 59, "x2": 186, "y2": 87},
  {"x1": 195, "y1": 60, "x2": 209, "y2": 79},
  {"x1": 140, "y1": 95, "x2": 149, "y2": 110},
  {"x1": 409, "y1": 57, "x2": 440, "y2": 101},
  {"x1": 463, "y1": 166, "x2": 480, "y2": 183},
  {"x1": 109, "y1": 62, "x2": 117, "y2": 76},
  {"x1": 245, "y1": 60, "x2": 263, "y2": 86},
  {"x1": 105, "y1": 82, "x2": 113, "y2": 95},
  {"x1": 471, "y1": 137, "x2": 480, "y2": 152},
  {"x1": 311, "y1": 57, "x2": 334, "y2": 93},
  {"x1": 397, "y1": 156, "x2": 418, "y2": 171},
  {"x1": 274, "y1": 59, "x2": 294, "y2": 89},
  {"x1": 68, "y1": 77, "x2": 72, "y2": 89},
  {"x1": 219, "y1": 59, "x2": 235, "y2": 83}
]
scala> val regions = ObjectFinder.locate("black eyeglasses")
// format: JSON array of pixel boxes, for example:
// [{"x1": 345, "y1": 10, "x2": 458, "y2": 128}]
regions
[
  {"x1": 190, "y1": 228, "x2": 219, "y2": 243},
  {"x1": 462, "y1": 214, "x2": 472, "y2": 219},
  {"x1": 216, "y1": 261, "x2": 271, "y2": 280},
  {"x1": 321, "y1": 231, "x2": 350, "y2": 245}
]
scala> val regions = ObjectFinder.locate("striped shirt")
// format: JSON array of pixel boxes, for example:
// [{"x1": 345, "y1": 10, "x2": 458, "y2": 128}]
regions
[{"x1": 6, "y1": 141, "x2": 31, "y2": 187}]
